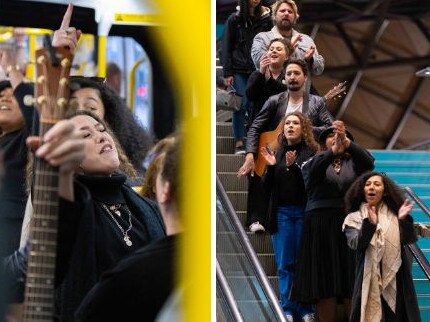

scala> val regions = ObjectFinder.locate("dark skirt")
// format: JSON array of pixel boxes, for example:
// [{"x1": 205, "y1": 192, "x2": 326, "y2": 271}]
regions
[{"x1": 290, "y1": 207, "x2": 355, "y2": 303}]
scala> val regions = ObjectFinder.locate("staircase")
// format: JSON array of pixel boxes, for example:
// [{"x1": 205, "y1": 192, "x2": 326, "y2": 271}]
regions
[{"x1": 217, "y1": 116, "x2": 430, "y2": 321}]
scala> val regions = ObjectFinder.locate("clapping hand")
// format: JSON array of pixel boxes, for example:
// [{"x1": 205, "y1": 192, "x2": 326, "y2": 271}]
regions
[
  {"x1": 259, "y1": 52, "x2": 270, "y2": 78},
  {"x1": 286, "y1": 150, "x2": 297, "y2": 167},
  {"x1": 399, "y1": 199, "x2": 414, "y2": 220},
  {"x1": 367, "y1": 204, "x2": 378, "y2": 225},
  {"x1": 303, "y1": 45, "x2": 315, "y2": 61},
  {"x1": 260, "y1": 146, "x2": 276, "y2": 165}
]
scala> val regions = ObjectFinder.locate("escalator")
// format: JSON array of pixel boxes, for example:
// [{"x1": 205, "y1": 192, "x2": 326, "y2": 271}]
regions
[{"x1": 216, "y1": 176, "x2": 286, "y2": 322}]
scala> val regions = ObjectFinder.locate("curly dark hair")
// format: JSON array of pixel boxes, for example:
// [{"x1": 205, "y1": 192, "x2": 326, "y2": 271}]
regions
[
  {"x1": 68, "y1": 77, "x2": 153, "y2": 173},
  {"x1": 344, "y1": 171, "x2": 406, "y2": 215},
  {"x1": 277, "y1": 111, "x2": 319, "y2": 152}
]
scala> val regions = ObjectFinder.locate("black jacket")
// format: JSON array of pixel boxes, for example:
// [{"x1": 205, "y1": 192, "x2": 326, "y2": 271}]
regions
[
  {"x1": 302, "y1": 142, "x2": 375, "y2": 212},
  {"x1": 221, "y1": 8, "x2": 272, "y2": 76},
  {"x1": 246, "y1": 70, "x2": 287, "y2": 127},
  {"x1": 262, "y1": 141, "x2": 315, "y2": 233},
  {"x1": 245, "y1": 91, "x2": 333, "y2": 154}
]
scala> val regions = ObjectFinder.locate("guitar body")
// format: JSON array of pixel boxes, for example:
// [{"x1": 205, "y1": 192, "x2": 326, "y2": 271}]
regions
[{"x1": 254, "y1": 119, "x2": 284, "y2": 177}]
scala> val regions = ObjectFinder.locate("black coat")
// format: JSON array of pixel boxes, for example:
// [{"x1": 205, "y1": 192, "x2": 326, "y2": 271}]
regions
[
  {"x1": 221, "y1": 8, "x2": 272, "y2": 76},
  {"x1": 344, "y1": 216, "x2": 421, "y2": 322}
]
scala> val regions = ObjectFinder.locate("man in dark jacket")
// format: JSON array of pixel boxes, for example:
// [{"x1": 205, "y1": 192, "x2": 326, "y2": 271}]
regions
[
  {"x1": 238, "y1": 58, "x2": 333, "y2": 232},
  {"x1": 220, "y1": 0, "x2": 272, "y2": 154}
]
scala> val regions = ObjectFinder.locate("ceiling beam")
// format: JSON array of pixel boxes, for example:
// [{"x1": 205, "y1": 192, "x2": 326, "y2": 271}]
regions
[
  {"x1": 336, "y1": 1, "x2": 391, "y2": 119},
  {"x1": 334, "y1": 23, "x2": 361, "y2": 64},
  {"x1": 385, "y1": 79, "x2": 425, "y2": 149},
  {"x1": 324, "y1": 55, "x2": 430, "y2": 75}
]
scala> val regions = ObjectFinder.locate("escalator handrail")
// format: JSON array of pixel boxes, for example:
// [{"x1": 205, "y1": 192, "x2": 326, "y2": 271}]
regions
[
  {"x1": 216, "y1": 175, "x2": 286, "y2": 322},
  {"x1": 404, "y1": 186, "x2": 430, "y2": 280},
  {"x1": 404, "y1": 186, "x2": 430, "y2": 219},
  {"x1": 216, "y1": 259, "x2": 245, "y2": 322}
]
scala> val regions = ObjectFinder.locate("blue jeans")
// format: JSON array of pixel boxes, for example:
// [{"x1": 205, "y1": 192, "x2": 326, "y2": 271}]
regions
[
  {"x1": 272, "y1": 205, "x2": 313, "y2": 319},
  {"x1": 232, "y1": 72, "x2": 249, "y2": 141}
]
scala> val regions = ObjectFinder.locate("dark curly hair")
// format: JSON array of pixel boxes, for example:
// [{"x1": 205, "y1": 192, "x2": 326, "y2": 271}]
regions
[
  {"x1": 278, "y1": 111, "x2": 319, "y2": 152},
  {"x1": 345, "y1": 171, "x2": 406, "y2": 215},
  {"x1": 68, "y1": 77, "x2": 153, "y2": 174}
]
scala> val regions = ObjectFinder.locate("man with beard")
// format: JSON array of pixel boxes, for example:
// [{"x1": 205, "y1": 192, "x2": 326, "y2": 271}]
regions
[
  {"x1": 251, "y1": 0, "x2": 324, "y2": 76},
  {"x1": 238, "y1": 59, "x2": 332, "y2": 179}
]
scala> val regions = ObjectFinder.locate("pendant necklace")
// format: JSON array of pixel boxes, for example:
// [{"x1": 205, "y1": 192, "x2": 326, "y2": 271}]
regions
[{"x1": 100, "y1": 203, "x2": 133, "y2": 246}]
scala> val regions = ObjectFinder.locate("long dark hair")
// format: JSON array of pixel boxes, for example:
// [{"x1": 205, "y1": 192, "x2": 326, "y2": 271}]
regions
[
  {"x1": 239, "y1": 0, "x2": 263, "y2": 23},
  {"x1": 345, "y1": 171, "x2": 406, "y2": 215},
  {"x1": 69, "y1": 77, "x2": 153, "y2": 173}
]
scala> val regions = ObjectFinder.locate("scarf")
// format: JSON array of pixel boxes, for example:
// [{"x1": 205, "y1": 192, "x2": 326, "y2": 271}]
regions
[{"x1": 343, "y1": 203, "x2": 401, "y2": 322}]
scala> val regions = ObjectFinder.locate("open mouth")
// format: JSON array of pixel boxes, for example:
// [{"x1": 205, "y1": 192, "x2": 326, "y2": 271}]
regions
[
  {"x1": 287, "y1": 130, "x2": 294, "y2": 134},
  {"x1": 100, "y1": 144, "x2": 113, "y2": 154},
  {"x1": 0, "y1": 105, "x2": 11, "y2": 111}
]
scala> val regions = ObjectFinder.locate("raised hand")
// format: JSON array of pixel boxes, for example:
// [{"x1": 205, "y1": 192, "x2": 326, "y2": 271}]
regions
[
  {"x1": 260, "y1": 146, "x2": 276, "y2": 165},
  {"x1": 238, "y1": 153, "x2": 255, "y2": 177},
  {"x1": 367, "y1": 204, "x2": 378, "y2": 225},
  {"x1": 259, "y1": 53, "x2": 270, "y2": 79},
  {"x1": 291, "y1": 34, "x2": 302, "y2": 48},
  {"x1": 303, "y1": 45, "x2": 315, "y2": 61},
  {"x1": 399, "y1": 199, "x2": 414, "y2": 220},
  {"x1": 27, "y1": 119, "x2": 86, "y2": 175},
  {"x1": 224, "y1": 76, "x2": 233, "y2": 87},
  {"x1": 52, "y1": 4, "x2": 82, "y2": 51}
]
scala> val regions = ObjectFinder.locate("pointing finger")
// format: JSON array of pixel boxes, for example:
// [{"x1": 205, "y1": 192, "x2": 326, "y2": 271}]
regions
[{"x1": 60, "y1": 3, "x2": 74, "y2": 29}]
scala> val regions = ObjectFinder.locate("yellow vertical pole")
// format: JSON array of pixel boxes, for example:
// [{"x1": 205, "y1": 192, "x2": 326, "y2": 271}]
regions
[
  {"x1": 155, "y1": 0, "x2": 211, "y2": 321},
  {"x1": 28, "y1": 34, "x2": 36, "y2": 81},
  {"x1": 98, "y1": 35, "x2": 107, "y2": 77}
]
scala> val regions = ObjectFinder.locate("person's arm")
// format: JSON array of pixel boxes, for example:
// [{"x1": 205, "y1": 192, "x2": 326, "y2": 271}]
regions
[
  {"x1": 245, "y1": 96, "x2": 277, "y2": 154},
  {"x1": 344, "y1": 218, "x2": 377, "y2": 251},
  {"x1": 305, "y1": 149, "x2": 336, "y2": 183},
  {"x1": 246, "y1": 71, "x2": 266, "y2": 100},
  {"x1": 347, "y1": 142, "x2": 375, "y2": 174},
  {"x1": 400, "y1": 215, "x2": 417, "y2": 245},
  {"x1": 251, "y1": 32, "x2": 268, "y2": 69},
  {"x1": 310, "y1": 97, "x2": 334, "y2": 138},
  {"x1": 295, "y1": 34, "x2": 325, "y2": 75},
  {"x1": 220, "y1": 16, "x2": 235, "y2": 78}
]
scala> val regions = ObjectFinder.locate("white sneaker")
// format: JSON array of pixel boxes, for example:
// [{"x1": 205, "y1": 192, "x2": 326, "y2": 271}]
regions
[
  {"x1": 249, "y1": 221, "x2": 265, "y2": 233},
  {"x1": 302, "y1": 313, "x2": 316, "y2": 322}
]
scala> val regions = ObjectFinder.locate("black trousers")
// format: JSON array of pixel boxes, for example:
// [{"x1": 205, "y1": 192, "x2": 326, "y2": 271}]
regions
[{"x1": 246, "y1": 175, "x2": 269, "y2": 227}]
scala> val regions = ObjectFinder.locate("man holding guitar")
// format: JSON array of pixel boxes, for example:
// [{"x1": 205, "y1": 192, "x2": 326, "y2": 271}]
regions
[{"x1": 238, "y1": 59, "x2": 333, "y2": 177}]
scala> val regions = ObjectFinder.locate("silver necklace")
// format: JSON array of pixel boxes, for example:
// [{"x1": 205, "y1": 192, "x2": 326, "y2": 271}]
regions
[{"x1": 100, "y1": 203, "x2": 133, "y2": 246}]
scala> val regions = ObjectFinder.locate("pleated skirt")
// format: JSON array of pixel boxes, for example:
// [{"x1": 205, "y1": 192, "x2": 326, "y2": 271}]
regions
[{"x1": 290, "y1": 207, "x2": 355, "y2": 303}]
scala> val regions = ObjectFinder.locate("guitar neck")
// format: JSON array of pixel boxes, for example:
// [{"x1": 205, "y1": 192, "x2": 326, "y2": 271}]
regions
[{"x1": 23, "y1": 122, "x2": 59, "y2": 321}]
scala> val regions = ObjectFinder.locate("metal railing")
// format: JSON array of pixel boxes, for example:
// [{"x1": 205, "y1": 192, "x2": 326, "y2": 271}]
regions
[
  {"x1": 216, "y1": 175, "x2": 286, "y2": 322},
  {"x1": 216, "y1": 260, "x2": 244, "y2": 322},
  {"x1": 404, "y1": 186, "x2": 430, "y2": 280}
]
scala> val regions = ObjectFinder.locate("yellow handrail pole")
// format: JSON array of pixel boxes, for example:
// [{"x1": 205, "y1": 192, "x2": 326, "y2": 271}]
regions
[
  {"x1": 97, "y1": 35, "x2": 107, "y2": 77},
  {"x1": 28, "y1": 34, "x2": 37, "y2": 81},
  {"x1": 128, "y1": 57, "x2": 145, "y2": 111}
]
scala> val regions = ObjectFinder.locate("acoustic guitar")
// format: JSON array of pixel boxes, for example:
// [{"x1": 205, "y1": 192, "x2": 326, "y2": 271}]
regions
[
  {"x1": 9, "y1": 44, "x2": 73, "y2": 322},
  {"x1": 254, "y1": 81, "x2": 347, "y2": 177}
]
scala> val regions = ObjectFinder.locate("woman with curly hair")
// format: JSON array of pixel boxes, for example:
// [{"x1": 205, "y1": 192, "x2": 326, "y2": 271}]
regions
[
  {"x1": 343, "y1": 172, "x2": 421, "y2": 322},
  {"x1": 5, "y1": 111, "x2": 165, "y2": 321},
  {"x1": 68, "y1": 76, "x2": 153, "y2": 174},
  {"x1": 260, "y1": 112, "x2": 318, "y2": 321}
]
